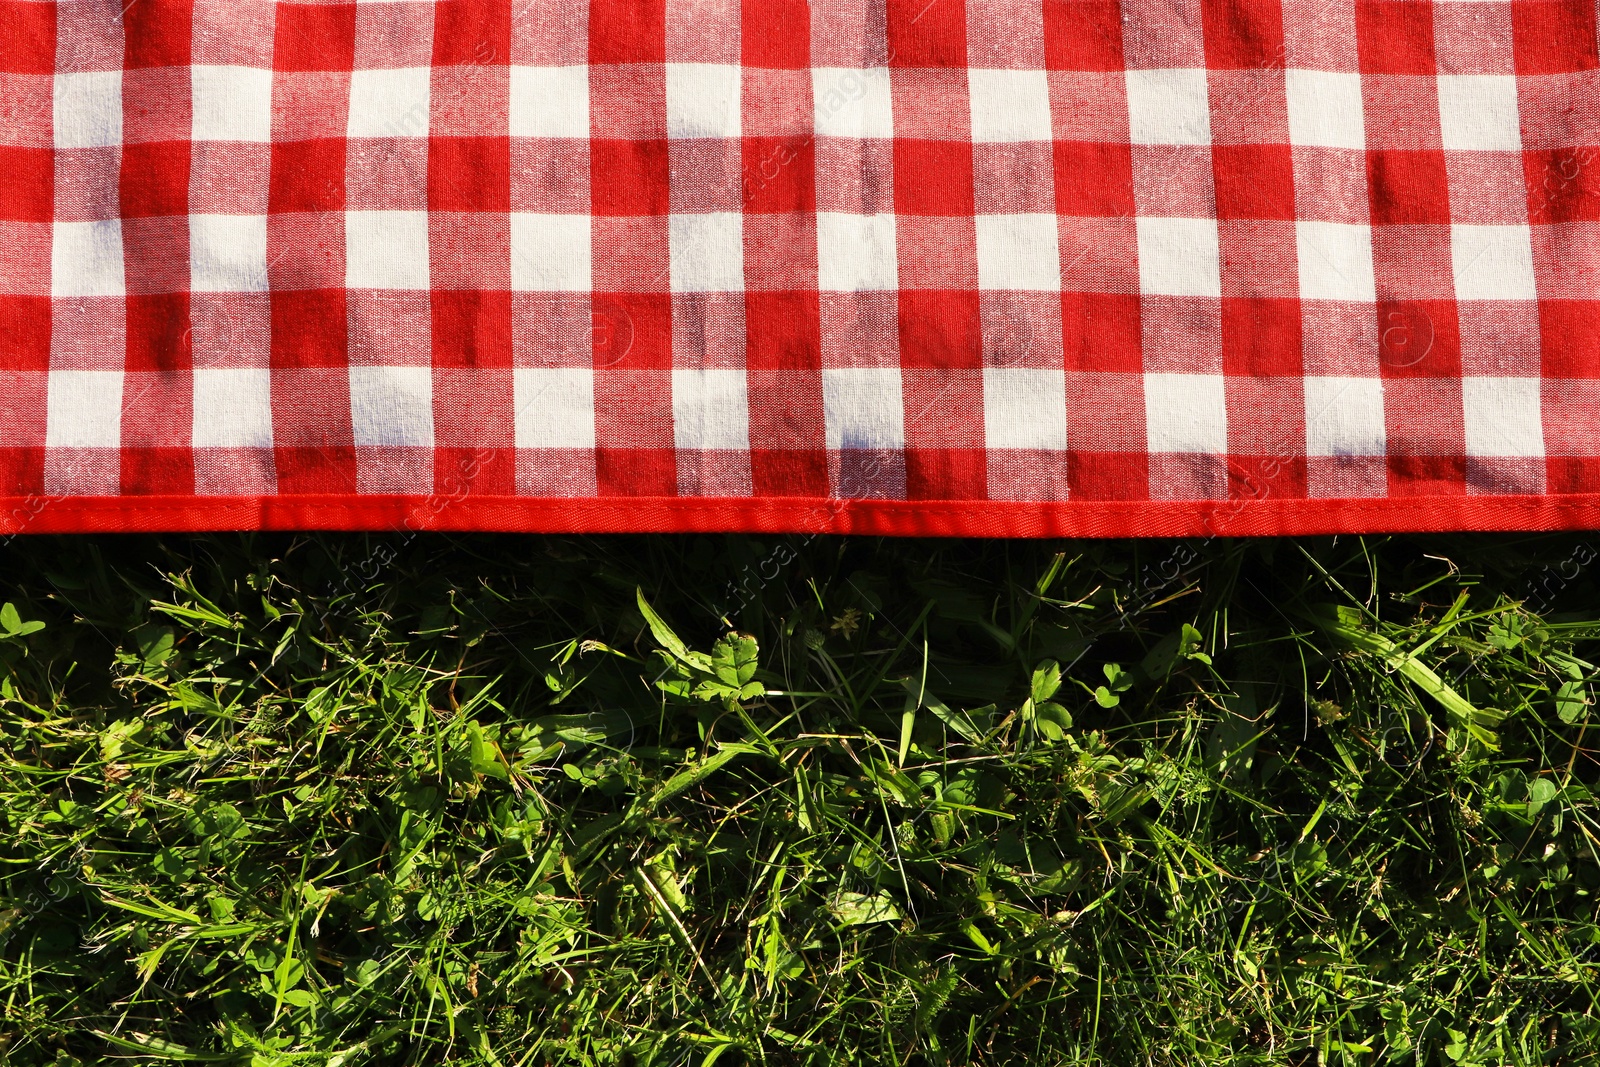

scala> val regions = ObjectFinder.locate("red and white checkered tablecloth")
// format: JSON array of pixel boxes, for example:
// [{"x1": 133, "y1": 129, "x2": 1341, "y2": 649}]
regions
[{"x1": 3, "y1": 0, "x2": 1598, "y2": 536}]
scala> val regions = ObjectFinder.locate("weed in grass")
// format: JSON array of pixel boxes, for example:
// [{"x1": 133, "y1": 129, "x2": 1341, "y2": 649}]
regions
[{"x1": 0, "y1": 534, "x2": 1595, "y2": 1065}]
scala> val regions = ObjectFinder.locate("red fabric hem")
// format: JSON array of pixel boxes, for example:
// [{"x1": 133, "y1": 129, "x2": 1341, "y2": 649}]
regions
[{"x1": 3, "y1": 494, "x2": 1600, "y2": 538}]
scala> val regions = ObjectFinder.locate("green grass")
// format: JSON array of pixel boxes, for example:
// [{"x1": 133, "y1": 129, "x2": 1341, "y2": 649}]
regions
[{"x1": 0, "y1": 532, "x2": 1597, "y2": 1065}]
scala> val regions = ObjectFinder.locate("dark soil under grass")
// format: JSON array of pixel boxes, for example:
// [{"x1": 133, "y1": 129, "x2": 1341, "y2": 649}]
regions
[{"x1": 0, "y1": 533, "x2": 1597, "y2": 1065}]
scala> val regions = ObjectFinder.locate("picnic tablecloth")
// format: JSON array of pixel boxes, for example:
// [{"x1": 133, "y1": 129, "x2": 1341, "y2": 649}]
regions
[{"x1": 4, "y1": 0, "x2": 1599, "y2": 535}]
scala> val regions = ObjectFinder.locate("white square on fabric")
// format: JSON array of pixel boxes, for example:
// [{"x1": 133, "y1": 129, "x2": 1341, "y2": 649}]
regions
[
  {"x1": 976, "y1": 214, "x2": 1062, "y2": 292},
  {"x1": 192, "y1": 369, "x2": 274, "y2": 448},
  {"x1": 190, "y1": 214, "x2": 268, "y2": 293},
  {"x1": 666, "y1": 63, "x2": 742, "y2": 139},
  {"x1": 1135, "y1": 217, "x2": 1221, "y2": 297},
  {"x1": 816, "y1": 212, "x2": 898, "y2": 291},
  {"x1": 1437, "y1": 75, "x2": 1521, "y2": 152},
  {"x1": 1144, "y1": 373, "x2": 1228, "y2": 454},
  {"x1": 349, "y1": 366, "x2": 434, "y2": 447},
  {"x1": 1124, "y1": 68, "x2": 1211, "y2": 146},
  {"x1": 1463, "y1": 377, "x2": 1544, "y2": 457},
  {"x1": 1296, "y1": 221, "x2": 1376, "y2": 302},
  {"x1": 347, "y1": 67, "x2": 431, "y2": 138},
  {"x1": 191, "y1": 65, "x2": 274, "y2": 143},
  {"x1": 984, "y1": 368, "x2": 1067, "y2": 449},
  {"x1": 346, "y1": 211, "x2": 430, "y2": 290},
  {"x1": 669, "y1": 212, "x2": 744, "y2": 293},
  {"x1": 509, "y1": 65, "x2": 591, "y2": 139},
  {"x1": 53, "y1": 70, "x2": 121, "y2": 149},
  {"x1": 823, "y1": 368, "x2": 904, "y2": 450},
  {"x1": 672, "y1": 369, "x2": 750, "y2": 450},
  {"x1": 513, "y1": 368, "x2": 595, "y2": 448},
  {"x1": 812, "y1": 67, "x2": 894, "y2": 139},
  {"x1": 968, "y1": 69, "x2": 1053, "y2": 143},
  {"x1": 510, "y1": 213, "x2": 591, "y2": 291},
  {"x1": 52, "y1": 220, "x2": 124, "y2": 298},
  {"x1": 45, "y1": 370, "x2": 122, "y2": 449},
  {"x1": 1285, "y1": 69, "x2": 1366, "y2": 150},
  {"x1": 1304, "y1": 376, "x2": 1386, "y2": 456},
  {"x1": 1452, "y1": 224, "x2": 1537, "y2": 300}
]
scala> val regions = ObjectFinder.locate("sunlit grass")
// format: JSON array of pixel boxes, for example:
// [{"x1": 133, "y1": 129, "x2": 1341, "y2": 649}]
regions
[{"x1": 0, "y1": 533, "x2": 1595, "y2": 1065}]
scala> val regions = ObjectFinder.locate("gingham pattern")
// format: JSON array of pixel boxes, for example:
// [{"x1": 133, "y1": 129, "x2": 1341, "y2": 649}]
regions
[{"x1": 3, "y1": 0, "x2": 1598, "y2": 526}]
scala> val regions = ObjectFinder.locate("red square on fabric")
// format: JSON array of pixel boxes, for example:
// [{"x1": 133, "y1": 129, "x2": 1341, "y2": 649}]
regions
[
  {"x1": 1512, "y1": 0, "x2": 1599, "y2": 73},
  {"x1": 120, "y1": 142, "x2": 191, "y2": 218},
  {"x1": 0, "y1": 296, "x2": 49, "y2": 370},
  {"x1": 1353, "y1": 0, "x2": 1436, "y2": 75},
  {"x1": 433, "y1": 291, "x2": 512, "y2": 368},
  {"x1": 122, "y1": 449, "x2": 195, "y2": 495},
  {"x1": 1070, "y1": 452, "x2": 1148, "y2": 500},
  {"x1": 433, "y1": 0, "x2": 511, "y2": 66},
  {"x1": 894, "y1": 141, "x2": 976, "y2": 216},
  {"x1": 435, "y1": 446, "x2": 515, "y2": 495},
  {"x1": 589, "y1": 0, "x2": 667, "y2": 63},
  {"x1": 746, "y1": 292, "x2": 822, "y2": 371},
  {"x1": 899, "y1": 291, "x2": 982, "y2": 369},
  {"x1": 752, "y1": 449, "x2": 829, "y2": 497},
  {"x1": 126, "y1": 294, "x2": 192, "y2": 372},
  {"x1": 1377, "y1": 300, "x2": 1459, "y2": 378},
  {"x1": 1042, "y1": 0, "x2": 1123, "y2": 70},
  {"x1": 0, "y1": 449, "x2": 43, "y2": 495},
  {"x1": 0, "y1": 1, "x2": 53, "y2": 75},
  {"x1": 123, "y1": 0, "x2": 192, "y2": 68},
  {"x1": 744, "y1": 0, "x2": 811, "y2": 68},
  {"x1": 886, "y1": 0, "x2": 968, "y2": 67},
  {"x1": 595, "y1": 293, "x2": 671, "y2": 369},
  {"x1": 1525, "y1": 149, "x2": 1600, "y2": 224},
  {"x1": 272, "y1": 291, "x2": 348, "y2": 369},
  {"x1": 270, "y1": 140, "x2": 346, "y2": 213},
  {"x1": 1548, "y1": 458, "x2": 1600, "y2": 494},
  {"x1": 1222, "y1": 298, "x2": 1302, "y2": 376},
  {"x1": 906, "y1": 449, "x2": 987, "y2": 499},
  {"x1": 1228, "y1": 454, "x2": 1307, "y2": 501},
  {"x1": 596, "y1": 448, "x2": 676, "y2": 494},
  {"x1": 1214, "y1": 145, "x2": 1295, "y2": 220},
  {"x1": 1063, "y1": 293, "x2": 1142, "y2": 373},
  {"x1": 1054, "y1": 142, "x2": 1136, "y2": 216},
  {"x1": 429, "y1": 137, "x2": 510, "y2": 212},
  {"x1": 1541, "y1": 301, "x2": 1600, "y2": 378},
  {"x1": 0, "y1": 147, "x2": 50, "y2": 222},
  {"x1": 1367, "y1": 150, "x2": 1450, "y2": 225},
  {"x1": 742, "y1": 137, "x2": 816, "y2": 214},
  {"x1": 591, "y1": 140, "x2": 670, "y2": 217},
  {"x1": 276, "y1": 447, "x2": 358, "y2": 493},
  {"x1": 1387, "y1": 454, "x2": 1467, "y2": 496},
  {"x1": 274, "y1": 3, "x2": 358, "y2": 72},
  {"x1": 1201, "y1": 0, "x2": 1285, "y2": 68}
]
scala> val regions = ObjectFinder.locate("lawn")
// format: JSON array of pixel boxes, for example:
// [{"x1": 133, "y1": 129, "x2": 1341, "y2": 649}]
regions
[{"x1": 0, "y1": 532, "x2": 1596, "y2": 1065}]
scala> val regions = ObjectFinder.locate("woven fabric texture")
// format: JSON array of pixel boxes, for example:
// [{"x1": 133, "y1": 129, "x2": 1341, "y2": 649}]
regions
[{"x1": 3, "y1": 0, "x2": 1598, "y2": 535}]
